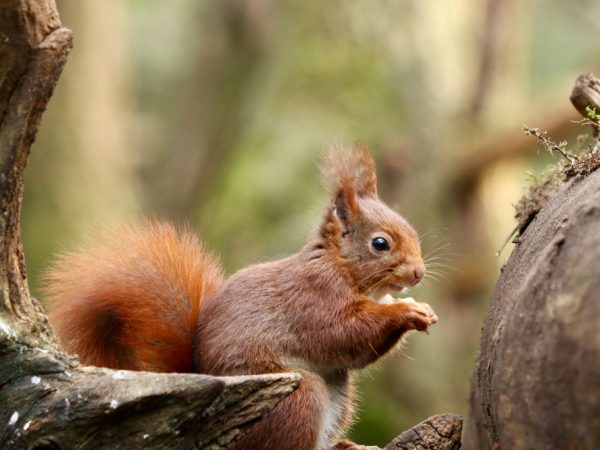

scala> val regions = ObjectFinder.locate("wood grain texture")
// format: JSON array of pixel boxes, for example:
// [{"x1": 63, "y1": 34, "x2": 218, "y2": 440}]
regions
[
  {"x1": 0, "y1": 344, "x2": 299, "y2": 450},
  {"x1": 570, "y1": 73, "x2": 600, "y2": 129},
  {"x1": 384, "y1": 414, "x2": 462, "y2": 450},
  {"x1": 0, "y1": 0, "x2": 72, "y2": 341}
]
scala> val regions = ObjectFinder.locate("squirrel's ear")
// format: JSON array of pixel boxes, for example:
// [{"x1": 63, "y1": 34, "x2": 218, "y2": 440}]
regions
[
  {"x1": 318, "y1": 182, "x2": 358, "y2": 242},
  {"x1": 319, "y1": 145, "x2": 368, "y2": 240},
  {"x1": 320, "y1": 143, "x2": 378, "y2": 203},
  {"x1": 333, "y1": 183, "x2": 359, "y2": 227},
  {"x1": 352, "y1": 143, "x2": 378, "y2": 198}
]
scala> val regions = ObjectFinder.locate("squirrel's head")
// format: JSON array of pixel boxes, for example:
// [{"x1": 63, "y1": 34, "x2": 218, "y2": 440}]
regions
[{"x1": 319, "y1": 144, "x2": 425, "y2": 296}]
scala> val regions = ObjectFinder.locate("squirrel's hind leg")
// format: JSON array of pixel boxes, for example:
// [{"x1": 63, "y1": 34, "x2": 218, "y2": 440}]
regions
[{"x1": 230, "y1": 370, "x2": 328, "y2": 450}]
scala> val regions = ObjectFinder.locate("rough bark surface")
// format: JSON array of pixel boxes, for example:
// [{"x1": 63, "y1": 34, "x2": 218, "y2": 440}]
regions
[
  {"x1": 570, "y1": 73, "x2": 600, "y2": 133},
  {"x1": 0, "y1": 353, "x2": 300, "y2": 450},
  {"x1": 464, "y1": 167, "x2": 600, "y2": 450},
  {"x1": 0, "y1": 0, "x2": 71, "y2": 342},
  {"x1": 383, "y1": 414, "x2": 462, "y2": 450},
  {"x1": 335, "y1": 414, "x2": 462, "y2": 450}
]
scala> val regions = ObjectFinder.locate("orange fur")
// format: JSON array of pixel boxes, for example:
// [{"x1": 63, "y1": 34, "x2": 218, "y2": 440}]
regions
[
  {"x1": 45, "y1": 221, "x2": 223, "y2": 372},
  {"x1": 46, "y1": 145, "x2": 436, "y2": 450}
]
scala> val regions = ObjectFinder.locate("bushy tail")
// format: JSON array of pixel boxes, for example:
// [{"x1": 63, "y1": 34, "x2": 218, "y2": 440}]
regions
[{"x1": 45, "y1": 221, "x2": 224, "y2": 373}]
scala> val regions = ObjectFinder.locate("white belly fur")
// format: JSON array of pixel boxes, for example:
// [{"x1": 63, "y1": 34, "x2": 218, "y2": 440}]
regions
[
  {"x1": 315, "y1": 382, "x2": 347, "y2": 450},
  {"x1": 280, "y1": 357, "x2": 349, "y2": 450}
]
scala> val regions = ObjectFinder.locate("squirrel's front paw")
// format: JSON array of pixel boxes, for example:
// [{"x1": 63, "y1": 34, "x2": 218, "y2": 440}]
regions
[{"x1": 400, "y1": 301, "x2": 438, "y2": 332}]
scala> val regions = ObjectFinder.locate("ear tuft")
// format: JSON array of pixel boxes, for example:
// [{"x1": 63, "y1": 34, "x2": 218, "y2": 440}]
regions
[{"x1": 320, "y1": 143, "x2": 378, "y2": 200}]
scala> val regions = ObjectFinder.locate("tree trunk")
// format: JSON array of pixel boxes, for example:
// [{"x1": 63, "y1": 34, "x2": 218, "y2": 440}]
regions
[{"x1": 464, "y1": 120, "x2": 600, "y2": 447}]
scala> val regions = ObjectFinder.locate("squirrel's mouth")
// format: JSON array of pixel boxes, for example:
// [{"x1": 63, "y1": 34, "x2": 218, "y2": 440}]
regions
[{"x1": 375, "y1": 284, "x2": 415, "y2": 305}]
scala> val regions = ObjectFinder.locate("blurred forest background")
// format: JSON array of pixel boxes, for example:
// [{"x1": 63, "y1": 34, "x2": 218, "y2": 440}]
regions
[{"x1": 22, "y1": 0, "x2": 600, "y2": 446}]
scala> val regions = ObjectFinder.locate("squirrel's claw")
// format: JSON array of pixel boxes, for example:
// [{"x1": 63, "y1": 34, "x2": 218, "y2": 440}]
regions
[{"x1": 400, "y1": 301, "x2": 438, "y2": 332}]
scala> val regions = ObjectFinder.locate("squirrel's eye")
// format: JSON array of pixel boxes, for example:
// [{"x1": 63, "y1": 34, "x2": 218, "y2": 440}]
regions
[{"x1": 371, "y1": 236, "x2": 390, "y2": 252}]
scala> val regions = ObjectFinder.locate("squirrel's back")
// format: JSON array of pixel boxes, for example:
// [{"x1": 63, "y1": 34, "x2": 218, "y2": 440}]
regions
[{"x1": 45, "y1": 221, "x2": 224, "y2": 372}]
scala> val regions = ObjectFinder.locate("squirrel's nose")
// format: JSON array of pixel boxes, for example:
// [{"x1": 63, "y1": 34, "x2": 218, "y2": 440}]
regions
[{"x1": 413, "y1": 267, "x2": 425, "y2": 284}]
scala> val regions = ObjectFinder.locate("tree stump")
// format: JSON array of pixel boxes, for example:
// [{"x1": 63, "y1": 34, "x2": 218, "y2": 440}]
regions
[{"x1": 464, "y1": 157, "x2": 600, "y2": 449}]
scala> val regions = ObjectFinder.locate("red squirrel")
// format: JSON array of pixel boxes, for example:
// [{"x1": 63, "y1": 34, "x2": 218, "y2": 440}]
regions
[{"x1": 46, "y1": 144, "x2": 437, "y2": 450}]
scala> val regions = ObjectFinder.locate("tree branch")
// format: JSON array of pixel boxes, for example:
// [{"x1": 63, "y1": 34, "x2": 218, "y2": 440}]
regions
[
  {"x1": 0, "y1": 339, "x2": 299, "y2": 449},
  {"x1": 570, "y1": 72, "x2": 600, "y2": 135},
  {"x1": 0, "y1": 0, "x2": 72, "y2": 339},
  {"x1": 383, "y1": 414, "x2": 462, "y2": 450},
  {"x1": 349, "y1": 414, "x2": 463, "y2": 450},
  {"x1": 570, "y1": 72, "x2": 600, "y2": 154}
]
